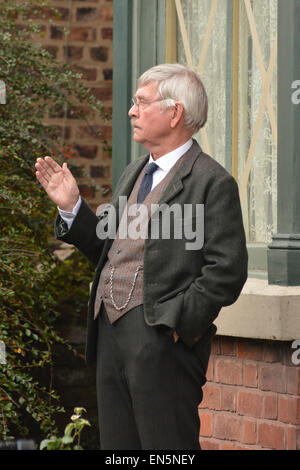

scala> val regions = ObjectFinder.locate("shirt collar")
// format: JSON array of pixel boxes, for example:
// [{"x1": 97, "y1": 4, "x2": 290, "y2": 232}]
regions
[{"x1": 149, "y1": 139, "x2": 193, "y2": 172}]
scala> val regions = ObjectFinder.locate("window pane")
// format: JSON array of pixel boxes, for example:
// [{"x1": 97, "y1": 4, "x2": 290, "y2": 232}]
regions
[
  {"x1": 177, "y1": 0, "x2": 230, "y2": 169},
  {"x1": 175, "y1": 0, "x2": 278, "y2": 244},
  {"x1": 238, "y1": 0, "x2": 278, "y2": 243}
]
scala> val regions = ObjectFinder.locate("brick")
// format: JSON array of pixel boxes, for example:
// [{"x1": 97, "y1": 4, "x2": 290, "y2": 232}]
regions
[
  {"x1": 221, "y1": 385, "x2": 236, "y2": 412},
  {"x1": 220, "y1": 441, "x2": 243, "y2": 450},
  {"x1": 103, "y1": 106, "x2": 112, "y2": 116},
  {"x1": 69, "y1": 27, "x2": 96, "y2": 42},
  {"x1": 278, "y1": 396, "x2": 300, "y2": 425},
  {"x1": 67, "y1": 106, "x2": 94, "y2": 120},
  {"x1": 76, "y1": 8, "x2": 100, "y2": 22},
  {"x1": 243, "y1": 361, "x2": 258, "y2": 388},
  {"x1": 199, "y1": 383, "x2": 221, "y2": 410},
  {"x1": 242, "y1": 418, "x2": 257, "y2": 444},
  {"x1": 75, "y1": 145, "x2": 98, "y2": 159},
  {"x1": 211, "y1": 336, "x2": 220, "y2": 355},
  {"x1": 91, "y1": 86, "x2": 112, "y2": 102},
  {"x1": 263, "y1": 392, "x2": 278, "y2": 419},
  {"x1": 78, "y1": 184, "x2": 95, "y2": 200},
  {"x1": 64, "y1": 45, "x2": 83, "y2": 59},
  {"x1": 61, "y1": 145, "x2": 79, "y2": 159},
  {"x1": 220, "y1": 337, "x2": 236, "y2": 356},
  {"x1": 297, "y1": 428, "x2": 300, "y2": 450},
  {"x1": 205, "y1": 359, "x2": 214, "y2": 382},
  {"x1": 101, "y1": 27, "x2": 113, "y2": 40},
  {"x1": 286, "y1": 425, "x2": 297, "y2": 450},
  {"x1": 90, "y1": 46, "x2": 109, "y2": 62},
  {"x1": 50, "y1": 26, "x2": 64, "y2": 40},
  {"x1": 43, "y1": 45, "x2": 58, "y2": 58},
  {"x1": 200, "y1": 439, "x2": 220, "y2": 450},
  {"x1": 99, "y1": 6, "x2": 113, "y2": 21},
  {"x1": 257, "y1": 421, "x2": 285, "y2": 450},
  {"x1": 263, "y1": 340, "x2": 282, "y2": 363},
  {"x1": 72, "y1": 66, "x2": 97, "y2": 82},
  {"x1": 76, "y1": 125, "x2": 101, "y2": 140},
  {"x1": 287, "y1": 366, "x2": 300, "y2": 395},
  {"x1": 76, "y1": 125, "x2": 112, "y2": 141},
  {"x1": 214, "y1": 413, "x2": 242, "y2": 441},
  {"x1": 49, "y1": 125, "x2": 71, "y2": 141},
  {"x1": 259, "y1": 364, "x2": 287, "y2": 393},
  {"x1": 237, "y1": 390, "x2": 263, "y2": 418},
  {"x1": 90, "y1": 165, "x2": 110, "y2": 179},
  {"x1": 103, "y1": 68, "x2": 113, "y2": 81},
  {"x1": 198, "y1": 411, "x2": 213, "y2": 437},
  {"x1": 237, "y1": 338, "x2": 264, "y2": 361},
  {"x1": 215, "y1": 357, "x2": 243, "y2": 385}
]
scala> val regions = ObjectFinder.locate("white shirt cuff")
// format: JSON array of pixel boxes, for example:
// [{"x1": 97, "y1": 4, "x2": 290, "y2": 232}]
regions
[{"x1": 58, "y1": 196, "x2": 82, "y2": 230}]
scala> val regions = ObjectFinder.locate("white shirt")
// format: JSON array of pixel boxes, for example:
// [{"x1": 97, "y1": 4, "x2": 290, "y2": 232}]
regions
[{"x1": 58, "y1": 138, "x2": 193, "y2": 229}]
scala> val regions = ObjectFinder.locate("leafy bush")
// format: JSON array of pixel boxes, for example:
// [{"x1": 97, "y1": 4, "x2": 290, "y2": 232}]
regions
[
  {"x1": 40, "y1": 407, "x2": 91, "y2": 450},
  {"x1": 0, "y1": 0, "x2": 105, "y2": 439}
]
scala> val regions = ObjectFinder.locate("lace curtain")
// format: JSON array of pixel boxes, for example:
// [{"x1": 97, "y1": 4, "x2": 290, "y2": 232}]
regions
[
  {"x1": 177, "y1": 0, "x2": 278, "y2": 244},
  {"x1": 177, "y1": 0, "x2": 228, "y2": 168}
]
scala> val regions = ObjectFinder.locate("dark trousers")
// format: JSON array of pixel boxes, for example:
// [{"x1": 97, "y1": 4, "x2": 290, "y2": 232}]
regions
[{"x1": 96, "y1": 304, "x2": 206, "y2": 450}]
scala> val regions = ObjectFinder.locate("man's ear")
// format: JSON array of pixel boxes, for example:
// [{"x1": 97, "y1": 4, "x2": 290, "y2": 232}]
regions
[{"x1": 170, "y1": 102, "x2": 184, "y2": 128}]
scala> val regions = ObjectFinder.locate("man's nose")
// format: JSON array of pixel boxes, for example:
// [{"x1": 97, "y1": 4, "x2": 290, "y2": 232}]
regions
[{"x1": 128, "y1": 102, "x2": 139, "y2": 117}]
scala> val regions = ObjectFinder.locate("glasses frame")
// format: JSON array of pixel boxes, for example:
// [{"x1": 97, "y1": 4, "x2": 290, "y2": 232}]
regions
[{"x1": 131, "y1": 97, "x2": 165, "y2": 110}]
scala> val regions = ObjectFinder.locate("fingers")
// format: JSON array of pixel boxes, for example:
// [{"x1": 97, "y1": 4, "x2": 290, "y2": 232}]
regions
[
  {"x1": 35, "y1": 170, "x2": 49, "y2": 189},
  {"x1": 35, "y1": 156, "x2": 61, "y2": 176},
  {"x1": 44, "y1": 156, "x2": 63, "y2": 173},
  {"x1": 62, "y1": 162, "x2": 70, "y2": 174},
  {"x1": 173, "y1": 332, "x2": 179, "y2": 343},
  {"x1": 35, "y1": 156, "x2": 62, "y2": 183},
  {"x1": 35, "y1": 164, "x2": 50, "y2": 183}
]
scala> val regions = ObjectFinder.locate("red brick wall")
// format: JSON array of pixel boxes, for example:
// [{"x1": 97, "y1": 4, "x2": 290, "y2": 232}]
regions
[
  {"x1": 27, "y1": 0, "x2": 114, "y2": 208},
  {"x1": 199, "y1": 336, "x2": 300, "y2": 450}
]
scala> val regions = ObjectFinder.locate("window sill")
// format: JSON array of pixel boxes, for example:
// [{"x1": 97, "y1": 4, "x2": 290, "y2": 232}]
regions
[{"x1": 215, "y1": 278, "x2": 300, "y2": 341}]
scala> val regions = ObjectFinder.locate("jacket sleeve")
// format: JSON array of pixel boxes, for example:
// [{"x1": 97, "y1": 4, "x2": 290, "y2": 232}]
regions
[
  {"x1": 54, "y1": 198, "x2": 107, "y2": 266},
  {"x1": 53, "y1": 160, "x2": 138, "y2": 266},
  {"x1": 175, "y1": 173, "x2": 248, "y2": 347}
]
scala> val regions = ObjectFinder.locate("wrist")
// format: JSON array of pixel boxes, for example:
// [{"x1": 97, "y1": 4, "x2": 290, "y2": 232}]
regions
[{"x1": 58, "y1": 196, "x2": 81, "y2": 213}]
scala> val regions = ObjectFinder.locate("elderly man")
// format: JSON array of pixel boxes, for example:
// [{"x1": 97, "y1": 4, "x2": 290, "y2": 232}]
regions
[{"x1": 35, "y1": 63, "x2": 248, "y2": 450}]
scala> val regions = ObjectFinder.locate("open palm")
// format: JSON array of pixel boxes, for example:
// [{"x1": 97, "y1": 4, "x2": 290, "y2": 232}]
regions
[{"x1": 35, "y1": 156, "x2": 80, "y2": 212}]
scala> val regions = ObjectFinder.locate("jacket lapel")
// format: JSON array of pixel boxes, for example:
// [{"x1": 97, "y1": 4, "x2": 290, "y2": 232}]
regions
[
  {"x1": 111, "y1": 155, "x2": 149, "y2": 225},
  {"x1": 110, "y1": 140, "x2": 203, "y2": 226},
  {"x1": 157, "y1": 140, "x2": 203, "y2": 205}
]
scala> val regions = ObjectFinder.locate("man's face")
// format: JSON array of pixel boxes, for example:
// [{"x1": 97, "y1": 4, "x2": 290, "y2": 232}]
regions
[{"x1": 128, "y1": 82, "x2": 174, "y2": 150}]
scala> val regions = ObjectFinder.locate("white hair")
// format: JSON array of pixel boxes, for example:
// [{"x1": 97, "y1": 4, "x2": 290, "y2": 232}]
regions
[{"x1": 137, "y1": 63, "x2": 208, "y2": 133}]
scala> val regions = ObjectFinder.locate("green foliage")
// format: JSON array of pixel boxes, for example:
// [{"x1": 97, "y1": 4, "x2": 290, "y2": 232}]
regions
[
  {"x1": 40, "y1": 407, "x2": 91, "y2": 450},
  {"x1": 0, "y1": 0, "x2": 105, "y2": 439}
]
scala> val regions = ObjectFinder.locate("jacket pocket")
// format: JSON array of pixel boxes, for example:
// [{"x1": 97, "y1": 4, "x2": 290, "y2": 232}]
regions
[{"x1": 152, "y1": 291, "x2": 185, "y2": 330}]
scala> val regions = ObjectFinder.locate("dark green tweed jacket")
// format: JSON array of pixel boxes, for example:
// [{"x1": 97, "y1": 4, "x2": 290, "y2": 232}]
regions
[{"x1": 55, "y1": 140, "x2": 248, "y2": 364}]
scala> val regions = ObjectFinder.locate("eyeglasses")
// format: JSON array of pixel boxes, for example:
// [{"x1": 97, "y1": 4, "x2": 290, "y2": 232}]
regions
[{"x1": 131, "y1": 97, "x2": 164, "y2": 110}]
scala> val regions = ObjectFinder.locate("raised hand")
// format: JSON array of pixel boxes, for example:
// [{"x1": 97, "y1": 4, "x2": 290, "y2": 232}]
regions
[{"x1": 35, "y1": 156, "x2": 80, "y2": 212}]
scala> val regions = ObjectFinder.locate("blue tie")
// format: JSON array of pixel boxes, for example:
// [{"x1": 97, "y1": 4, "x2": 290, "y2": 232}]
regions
[{"x1": 137, "y1": 162, "x2": 159, "y2": 204}]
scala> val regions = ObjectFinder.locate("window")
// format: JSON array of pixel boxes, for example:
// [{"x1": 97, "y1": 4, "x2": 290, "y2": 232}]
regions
[{"x1": 167, "y1": 0, "x2": 278, "y2": 247}]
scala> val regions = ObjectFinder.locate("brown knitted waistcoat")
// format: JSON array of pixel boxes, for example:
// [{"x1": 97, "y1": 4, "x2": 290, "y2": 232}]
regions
[{"x1": 94, "y1": 154, "x2": 185, "y2": 323}]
